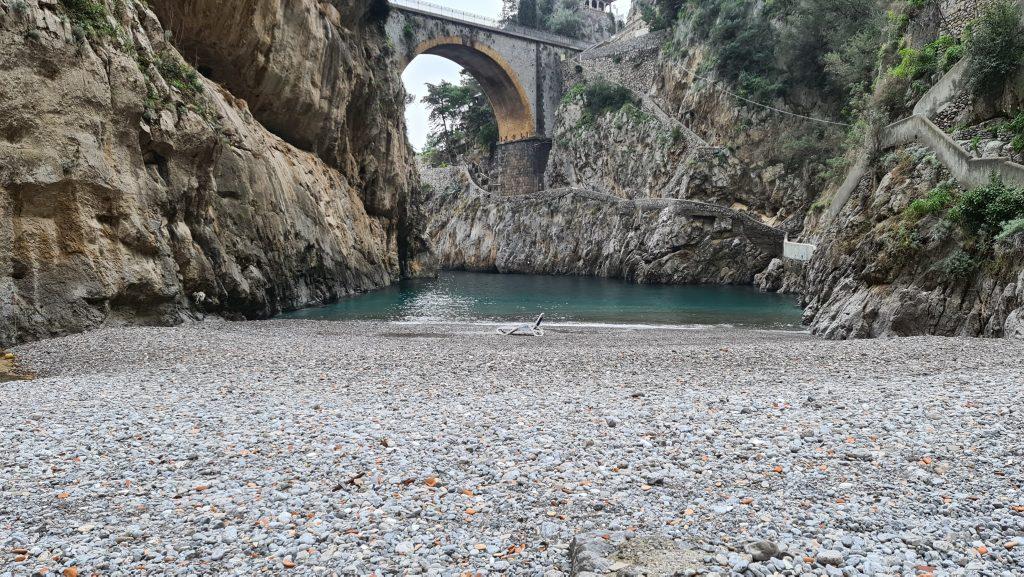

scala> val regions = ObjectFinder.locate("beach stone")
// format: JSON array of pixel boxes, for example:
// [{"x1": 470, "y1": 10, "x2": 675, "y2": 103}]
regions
[
  {"x1": 223, "y1": 527, "x2": 238, "y2": 544},
  {"x1": 745, "y1": 540, "x2": 780, "y2": 562},
  {"x1": 2, "y1": 322, "x2": 1022, "y2": 574},
  {"x1": 817, "y1": 550, "x2": 845, "y2": 566}
]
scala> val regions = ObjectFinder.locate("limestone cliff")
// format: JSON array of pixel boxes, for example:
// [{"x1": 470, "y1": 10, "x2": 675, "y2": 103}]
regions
[
  {"x1": 423, "y1": 167, "x2": 782, "y2": 284},
  {"x1": 801, "y1": 145, "x2": 1024, "y2": 338},
  {"x1": 794, "y1": 2, "x2": 1024, "y2": 339},
  {"x1": 425, "y1": 18, "x2": 791, "y2": 287},
  {"x1": 0, "y1": 0, "x2": 430, "y2": 346},
  {"x1": 545, "y1": 87, "x2": 773, "y2": 217}
]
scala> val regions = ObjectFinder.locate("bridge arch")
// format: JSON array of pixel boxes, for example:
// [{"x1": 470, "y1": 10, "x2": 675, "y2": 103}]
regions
[
  {"x1": 403, "y1": 36, "x2": 537, "y2": 142},
  {"x1": 389, "y1": 2, "x2": 585, "y2": 193}
]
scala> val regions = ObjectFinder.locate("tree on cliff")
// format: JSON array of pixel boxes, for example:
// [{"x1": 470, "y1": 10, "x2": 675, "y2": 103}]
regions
[
  {"x1": 506, "y1": 0, "x2": 584, "y2": 38},
  {"x1": 420, "y1": 73, "x2": 499, "y2": 167}
]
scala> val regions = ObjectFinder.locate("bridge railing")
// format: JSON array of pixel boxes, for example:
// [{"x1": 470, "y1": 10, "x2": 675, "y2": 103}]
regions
[{"x1": 390, "y1": 0, "x2": 589, "y2": 49}]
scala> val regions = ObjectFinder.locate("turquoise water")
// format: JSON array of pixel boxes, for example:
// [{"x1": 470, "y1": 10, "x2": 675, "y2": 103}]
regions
[{"x1": 281, "y1": 272, "x2": 805, "y2": 329}]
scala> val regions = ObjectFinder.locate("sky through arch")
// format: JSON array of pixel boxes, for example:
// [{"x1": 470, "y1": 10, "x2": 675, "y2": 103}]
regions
[{"x1": 401, "y1": 0, "x2": 632, "y2": 151}]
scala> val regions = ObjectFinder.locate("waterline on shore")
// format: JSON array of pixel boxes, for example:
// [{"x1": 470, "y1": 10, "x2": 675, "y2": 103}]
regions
[{"x1": 390, "y1": 319, "x2": 755, "y2": 331}]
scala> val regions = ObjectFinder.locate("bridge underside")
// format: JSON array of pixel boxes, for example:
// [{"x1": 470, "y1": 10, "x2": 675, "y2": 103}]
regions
[
  {"x1": 389, "y1": 7, "x2": 579, "y2": 194},
  {"x1": 413, "y1": 38, "x2": 536, "y2": 142}
]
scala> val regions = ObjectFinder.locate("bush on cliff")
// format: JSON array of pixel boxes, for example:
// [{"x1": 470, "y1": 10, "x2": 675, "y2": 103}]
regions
[
  {"x1": 640, "y1": 0, "x2": 685, "y2": 30},
  {"x1": 996, "y1": 218, "x2": 1024, "y2": 242},
  {"x1": 564, "y1": 80, "x2": 638, "y2": 126},
  {"x1": 963, "y1": 0, "x2": 1024, "y2": 97},
  {"x1": 59, "y1": 0, "x2": 114, "y2": 40},
  {"x1": 906, "y1": 181, "x2": 955, "y2": 220},
  {"x1": 510, "y1": 0, "x2": 585, "y2": 39},
  {"x1": 949, "y1": 176, "x2": 1024, "y2": 238}
]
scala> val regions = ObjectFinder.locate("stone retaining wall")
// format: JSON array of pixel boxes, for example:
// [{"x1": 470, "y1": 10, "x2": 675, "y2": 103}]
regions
[
  {"x1": 940, "y1": 0, "x2": 999, "y2": 35},
  {"x1": 884, "y1": 115, "x2": 1024, "y2": 188},
  {"x1": 490, "y1": 138, "x2": 553, "y2": 194}
]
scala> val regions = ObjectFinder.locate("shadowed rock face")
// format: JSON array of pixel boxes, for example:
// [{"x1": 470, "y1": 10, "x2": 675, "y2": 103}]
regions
[
  {"x1": 801, "y1": 146, "x2": 1024, "y2": 339},
  {"x1": 148, "y1": 0, "x2": 415, "y2": 218},
  {"x1": 0, "y1": 0, "x2": 432, "y2": 346}
]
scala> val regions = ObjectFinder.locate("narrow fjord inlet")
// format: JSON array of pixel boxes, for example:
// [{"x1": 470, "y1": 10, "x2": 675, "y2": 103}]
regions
[{"x1": 282, "y1": 272, "x2": 804, "y2": 329}]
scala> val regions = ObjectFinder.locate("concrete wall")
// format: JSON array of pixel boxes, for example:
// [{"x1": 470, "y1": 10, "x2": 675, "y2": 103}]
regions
[
  {"x1": 783, "y1": 238, "x2": 818, "y2": 261},
  {"x1": 884, "y1": 114, "x2": 1024, "y2": 189},
  {"x1": 914, "y1": 58, "x2": 969, "y2": 117}
]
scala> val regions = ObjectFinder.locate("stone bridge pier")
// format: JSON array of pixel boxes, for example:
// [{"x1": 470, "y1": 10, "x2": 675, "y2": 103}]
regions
[{"x1": 387, "y1": 0, "x2": 584, "y2": 194}]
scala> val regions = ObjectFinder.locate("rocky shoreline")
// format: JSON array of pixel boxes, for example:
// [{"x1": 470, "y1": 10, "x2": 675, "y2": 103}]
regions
[{"x1": 2, "y1": 321, "x2": 1022, "y2": 575}]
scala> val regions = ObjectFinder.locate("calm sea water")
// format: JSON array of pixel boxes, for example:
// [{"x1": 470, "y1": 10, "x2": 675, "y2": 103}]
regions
[{"x1": 280, "y1": 272, "x2": 805, "y2": 329}]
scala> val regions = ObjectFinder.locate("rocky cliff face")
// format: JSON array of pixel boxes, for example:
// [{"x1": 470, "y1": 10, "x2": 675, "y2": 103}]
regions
[
  {"x1": 423, "y1": 168, "x2": 782, "y2": 284},
  {"x1": 0, "y1": 0, "x2": 430, "y2": 346},
  {"x1": 545, "y1": 94, "x2": 774, "y2": 214},
  {"x1": 801, "y1": 146, "x2": 1024, "y2": 339},
  {"x1": 793, "y1": 0, "x2": 1024, "y2": 340},
  {"x1": 424, "y1": 21, "x2": 790, "y2": 287},
  {"x1": 545, "y1": 98, "x2": 687, "y2": 198},
  {"x1": 654, "y1": 56, "x2": 824, "y2": 230}
]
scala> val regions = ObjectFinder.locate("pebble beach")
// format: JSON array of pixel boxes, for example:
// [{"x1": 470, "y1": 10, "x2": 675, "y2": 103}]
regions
[{"x1": 1, "y1": 321, "x2": 1023, "y2": 576}]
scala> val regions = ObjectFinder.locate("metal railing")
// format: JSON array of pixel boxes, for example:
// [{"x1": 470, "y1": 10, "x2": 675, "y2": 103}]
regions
[{"x1": 390, "y1": 0, "x2": 589, "y2": 49}]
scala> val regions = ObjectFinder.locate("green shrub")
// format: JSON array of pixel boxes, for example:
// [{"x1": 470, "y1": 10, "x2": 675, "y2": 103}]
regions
[
  {"x1": 948, "y1": 175, "x2": 1024, "y2": 237},
  {"x1": 561, "y1": 82, "x2": 586, "y2": 105},
  {"x1": 511, "y1": 0, "x2": 586, "y2": 39},
  {"x1": 707, "y1": 1, "x2": 776, "y2": 88},
  {"x1": 670, "y1": 126, "x2": 683, "y2": 144},
  {"x1": 547, "y1": 9, "x2": 582, "y2": 38},
  {"x1": 963, "y1": 0, "x2": 1024, "y2": 97},
  {"x1": 1004, "y1": 112, "x2": 1024, "y2": 152},
  {"x1": 155, "y1": 51, "x2": 204, "y2": 100},
  {"x1": 738, "y1": 72, "x2": 782, "y2": 101},
  {"x1": 640, "y1": 0, "x2": 684, "y2": 30},
  {"x1": 874, "y1": 74, "x2": 911, "y2": 119},
  {"x1": 996, "y1": 218, "x2": 1024, "y2": 242},
  {"x1": 941, "y1": 250, "x2": 981, "y2": 280},
  {"x1": 907, "y1": 181, "x2": 956, "y2": 219},
  {"x1": 59, "y1": 0, "x2": 114, "y2": 39},
  {"x1": 575, "y1": 80, "x2": 637, "y2": 120},
  {"x1": 891, "y1": 35, "x2": 962, "y2": 81}
]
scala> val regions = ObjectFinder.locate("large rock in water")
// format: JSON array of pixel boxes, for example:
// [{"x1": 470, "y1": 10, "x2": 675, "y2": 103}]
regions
[{"x1": 0, "y1": 0, "x2": 431, "y2": 346}]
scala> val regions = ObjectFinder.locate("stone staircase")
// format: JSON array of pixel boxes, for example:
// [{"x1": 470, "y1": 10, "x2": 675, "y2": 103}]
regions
[{"x1": 826, "y1": 59, "x2": 1024, "y2": 221}]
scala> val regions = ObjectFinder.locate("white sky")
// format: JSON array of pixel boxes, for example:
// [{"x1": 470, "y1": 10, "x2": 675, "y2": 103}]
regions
[{"x1": 402, "y1": 0, "x2": 633, "y2": 151}]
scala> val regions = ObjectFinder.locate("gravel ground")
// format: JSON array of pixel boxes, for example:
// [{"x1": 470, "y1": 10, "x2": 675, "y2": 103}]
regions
[{"x1": 1, "y1": 320, "x2": 1023, "y2": 577}]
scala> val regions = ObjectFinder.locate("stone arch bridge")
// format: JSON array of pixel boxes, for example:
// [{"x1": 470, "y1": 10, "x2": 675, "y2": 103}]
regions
[{"x1": 387, "y1": 0, "x2": 587, "y2": 194}]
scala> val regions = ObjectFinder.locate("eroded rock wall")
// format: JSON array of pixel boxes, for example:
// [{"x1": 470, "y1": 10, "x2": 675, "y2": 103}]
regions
[
  {"x1": 545, "y1": 96, "x2": 768, "y2": 212},
  {"x1": 424, "y1": 170, "x2": 782, "y2": 284},
  {"x1": 801, "y1": 146, "x2": 1024, "y2": 338},
  {"x1": 0, "y1": 0, "x2": 430, "y2": 346}
]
